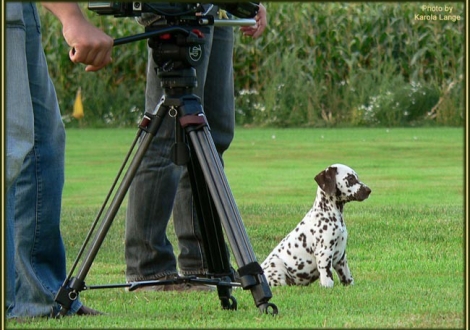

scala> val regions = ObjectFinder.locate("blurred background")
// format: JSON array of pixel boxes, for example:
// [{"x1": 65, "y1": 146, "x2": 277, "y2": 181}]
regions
[{"x1": 39, "y1": 2, "x2": 465, "y2": 128}]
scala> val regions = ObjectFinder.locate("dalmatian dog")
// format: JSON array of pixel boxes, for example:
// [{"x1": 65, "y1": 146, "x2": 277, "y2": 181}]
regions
[{"x1": 261, "y1": 164, "x2": 371, "y2": 287}]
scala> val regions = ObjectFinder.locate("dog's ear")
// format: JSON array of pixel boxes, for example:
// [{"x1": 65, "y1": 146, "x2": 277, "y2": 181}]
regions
[{"x1": 315, "y1": 166, "x2": 337, "y2": 195}]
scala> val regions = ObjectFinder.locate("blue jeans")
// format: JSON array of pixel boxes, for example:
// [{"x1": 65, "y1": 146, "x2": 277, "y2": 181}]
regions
[
  {"x1": 5, "y1": 2, "x2": 82, "y2": 318},
  {"x1": 125, "y1": 20, "x2": 235, "y2": 281}
]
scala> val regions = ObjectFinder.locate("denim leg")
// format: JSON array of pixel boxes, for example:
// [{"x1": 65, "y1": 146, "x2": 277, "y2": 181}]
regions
[
  {"x1": 5, "y1": 2, "x2": 34, "y2": 192},
  {"x1": 5, "y1": 188, "x2": 17, "y2": 316},
  {"x1": 125, "y1": 22, "x2": 235, "y2": 279},
  {"x1": 5, "y1": 3, "x2": 33, "y2": 316},
  {"x1": 202, "y1": 25, "x2": 235, "y2": 155},
  {"x1": 174, "y1": 25, "x2": 235, "y2": 275},
  {"x1": 125, "y1": 46, "x2": 182, "y2": 281},
  {"x1": 6, "y1": 3, "x2": 81, "y2": 318}
]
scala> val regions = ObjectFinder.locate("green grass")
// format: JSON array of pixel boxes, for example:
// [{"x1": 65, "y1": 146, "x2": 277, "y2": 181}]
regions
[{"x1": 6, "y1": 127, "x2": 464, "y2": 329}]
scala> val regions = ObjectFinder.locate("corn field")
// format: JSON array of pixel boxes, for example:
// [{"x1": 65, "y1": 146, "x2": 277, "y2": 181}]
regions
[{"x1": 39, "y1": 2, "x2": 465, "y2": 128}]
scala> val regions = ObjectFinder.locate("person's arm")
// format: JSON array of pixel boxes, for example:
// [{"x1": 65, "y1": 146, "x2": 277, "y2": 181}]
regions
[
  {"x1": 240, "y1": 3, "x2": 267, "y2": 39},
  {"x1": 42, "y1": 2, "x2": 113, "y2": 71}
]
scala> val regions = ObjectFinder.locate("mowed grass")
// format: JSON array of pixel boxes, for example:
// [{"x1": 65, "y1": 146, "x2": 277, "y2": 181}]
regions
[{"x1": 6, "y1": 127, "x2": 464, "y2": 329}]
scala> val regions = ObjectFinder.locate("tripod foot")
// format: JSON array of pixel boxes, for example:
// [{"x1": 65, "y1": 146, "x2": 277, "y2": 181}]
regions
[
  {"x1": 220, "y1": 295, "x2": 237, "y2": 310},
  {"x1": 258, "y1": 302, "x2": 278, "y2": 316}
]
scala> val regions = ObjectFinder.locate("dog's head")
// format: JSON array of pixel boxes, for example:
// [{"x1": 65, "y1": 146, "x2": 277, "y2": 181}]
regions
[{"x1": 314, "y1": 164, "x2": 371, "y2": 202}]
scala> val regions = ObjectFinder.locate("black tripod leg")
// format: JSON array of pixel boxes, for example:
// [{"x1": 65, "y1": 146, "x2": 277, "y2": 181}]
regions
[
  {"x1": 184, "y1": 123, "x2": 277, "y2": 314},
  {"x1": 54, "y1": 110, "x2": 167, "y2": 316},
  {"x1": 187, "y1": 153, "x2": 237, "y2": 310}
]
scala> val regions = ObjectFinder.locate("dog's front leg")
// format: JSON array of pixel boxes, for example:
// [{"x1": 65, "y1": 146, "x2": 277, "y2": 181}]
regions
[
  {"x1": 333, "y1": 252, "x2": 354, "y2": 285},
  {"x1": 316, "y1": 252, "x2": 335, "y2": 287}
]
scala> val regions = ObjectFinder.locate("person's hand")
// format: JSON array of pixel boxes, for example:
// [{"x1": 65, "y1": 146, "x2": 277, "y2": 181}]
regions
[
  {"x1": 62, "y1": 16, "x2": 114, "y2": 72},
  {"x1": 42, "y1": 3, "x2": 113, "y2": 72},
  {"x1": 240, "y1": 3, "x2": 267, "y2": 39}
]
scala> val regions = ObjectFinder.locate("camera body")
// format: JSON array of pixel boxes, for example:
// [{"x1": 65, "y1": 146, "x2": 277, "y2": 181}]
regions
[{"x1": 87, "y1": 2, "x2": 259, "y2": 19}]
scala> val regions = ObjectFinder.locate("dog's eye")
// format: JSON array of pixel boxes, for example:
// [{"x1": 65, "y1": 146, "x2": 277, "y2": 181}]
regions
[{"x1": 345, "y1": 174, "x2": 358, "y2": 187}]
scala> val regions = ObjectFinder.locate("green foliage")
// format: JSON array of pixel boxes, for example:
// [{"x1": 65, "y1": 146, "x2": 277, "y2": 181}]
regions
[
  {"x1": 235, "y1": 2, "x2": 464, "y2": 127},
  {"x1": 350, "y1": 78, "x2": 441, "y2": 126},
  {"x1": 40, "y1": 2, "x2": 464, "y2": 127}
]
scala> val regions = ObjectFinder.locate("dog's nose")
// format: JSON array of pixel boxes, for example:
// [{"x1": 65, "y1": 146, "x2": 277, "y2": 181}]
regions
[{"x1": 356, "y1": 185, "x2": 371, "y2": 201}]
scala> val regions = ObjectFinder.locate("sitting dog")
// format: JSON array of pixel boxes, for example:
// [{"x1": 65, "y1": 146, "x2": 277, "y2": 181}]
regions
[{"x1": 261, "y1": 164, "x2": 371, "y2": 287}]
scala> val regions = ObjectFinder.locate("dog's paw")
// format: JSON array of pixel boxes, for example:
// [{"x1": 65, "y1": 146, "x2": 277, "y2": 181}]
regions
[
  {"x1": 342, "y1": 278, "x2": 354, "y2": 286},
  {"x1": 320, "y1": 278, "x2": 334, "y2": 288}
]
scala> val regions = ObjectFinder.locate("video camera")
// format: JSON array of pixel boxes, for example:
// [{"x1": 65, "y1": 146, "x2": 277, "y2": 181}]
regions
[{"x1": 88, "y1": 2, "x2": 259, "y2": 19}]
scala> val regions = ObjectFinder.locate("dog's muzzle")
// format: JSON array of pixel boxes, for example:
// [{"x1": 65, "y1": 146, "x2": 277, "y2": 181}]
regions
[{"x1": 356, "y1": 185, "x2": 371, "y2": 201}]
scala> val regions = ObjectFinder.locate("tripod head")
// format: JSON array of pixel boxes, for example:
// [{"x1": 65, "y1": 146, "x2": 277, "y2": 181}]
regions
[
  {"x1": 147, "y1": 26, "x2": 205, "y2": 92},
  {"x1": 148, "y1": 26, "x2": 205, "y2": 69},
  {"x1": 90, "y1": 2, "x2": 259, "y2": 90}
]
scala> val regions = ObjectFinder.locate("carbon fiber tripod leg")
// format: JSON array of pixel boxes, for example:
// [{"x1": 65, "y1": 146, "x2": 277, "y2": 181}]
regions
[
  {"x1": 54, "y1": 109, "x2": 166, "y2": 316},
  {"x1": 187, "y1": 144, "x2": 236, "y2": 310},
  {"x1": 181, "y1": 113, "x2": 278, "y2": 314}
]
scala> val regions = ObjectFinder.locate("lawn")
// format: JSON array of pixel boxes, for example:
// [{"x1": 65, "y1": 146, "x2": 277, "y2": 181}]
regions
[{"x1": 5, "y1": 127, "x2": 465, "y2": 329}]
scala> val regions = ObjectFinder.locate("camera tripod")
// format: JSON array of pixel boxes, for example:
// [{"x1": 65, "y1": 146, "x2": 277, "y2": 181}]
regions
[{"x1": 55, "y1": 22, "x2": 278, "y2": 316}]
